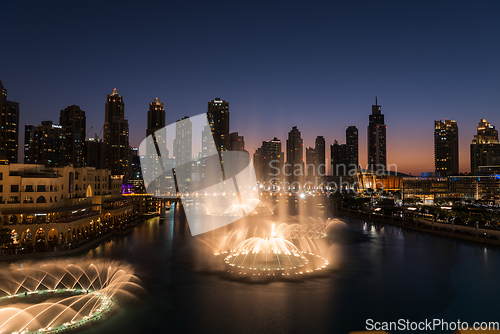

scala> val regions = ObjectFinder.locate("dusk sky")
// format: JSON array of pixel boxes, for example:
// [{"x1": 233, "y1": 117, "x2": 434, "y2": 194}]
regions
[{"x1": 1, "y1": 0, "x2": 499, "y2": 175}]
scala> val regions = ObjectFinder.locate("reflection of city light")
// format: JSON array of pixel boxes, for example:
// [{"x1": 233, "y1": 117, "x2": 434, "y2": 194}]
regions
[
  {"x1": 408, "y1": 207, "x2": 417, "y2": 211},
  {"x1": 441, "y1": 206, "x2": 452, "y2": 210}
]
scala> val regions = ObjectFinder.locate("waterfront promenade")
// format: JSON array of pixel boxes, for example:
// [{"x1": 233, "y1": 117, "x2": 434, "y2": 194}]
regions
[
  {"x1": 0, "y1": 217, "x2": 144, "y2": 262},
  {"x1": 334, "y1": 205, "x2": 500, "y2": 246}
]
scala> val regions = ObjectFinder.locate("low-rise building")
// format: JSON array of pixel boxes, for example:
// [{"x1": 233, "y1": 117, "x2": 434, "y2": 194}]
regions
[{"x1": 0, "y1": 163, "x2": 137, "y2": 247}]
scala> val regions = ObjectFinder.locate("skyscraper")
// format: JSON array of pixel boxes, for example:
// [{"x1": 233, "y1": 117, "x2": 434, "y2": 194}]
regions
[
  {"x1": 146, "y1": 97, "x2": 165, "y2": 137},
  {"x1": 207, "y1": 98, "x2": 229, "y2": 151},
  {"x1": 306, "y1": 136, "x2": 325, "y2": 183},
  {"x1": 286, "y1": 126, "x2": 303, "y2": 184},
  {"x1": 331, "y1": 126, "x2": 358, "y2": 176},
  {"x1": 331, "y1": 140, "x2": 347, "y2": 176},
  {"x1": 86, "y1": 136, "x2": 104, "y2": 169},
  {"x1": 24, "y1": 124, "x2": 35, "y2": 164},
  {"x1": 305, "y1": 147, "x2": 317, "y2": 181},
  {"x1": 470, "y1": 119, "x2": 500, "y2": 175},
  {"x1": 60, "y1": 105, "x2": 86, "y2": 167},
  {"x1": 145, "y1": 97, "x2": 166, "y2": 183},
  {"x1": 29, "y1": 121, "x2": 67, "y2": 166},
  {"x1": 173, "y1": 116, "x2": 192, "y2": 185},
  {"x1": 253, "y1": 137, "x2": 284, "y2": 184},
  {"x1": 367, "y1": 97, "x2": 386, "y2": 171},
  {"x1": 103, "y1": 88, "x2": 130, "y2": 176},
  {"x1": 346, "y1": 126, "x2": 358, "y2": 172},
  {"x1": 434, "y1": 119, "x2": 459, "y2": 176},
  {"x1": 315, "y1": 136, "x2": 325, "y2": 177},
  {"x1": 0, "y1": 80, "x2": 19, "y2": 163}
]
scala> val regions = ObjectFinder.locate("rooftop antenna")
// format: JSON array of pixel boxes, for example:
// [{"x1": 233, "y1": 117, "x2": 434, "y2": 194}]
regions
[{"x1": 376, "y1": 96, "x2": 378, "y2": 105}]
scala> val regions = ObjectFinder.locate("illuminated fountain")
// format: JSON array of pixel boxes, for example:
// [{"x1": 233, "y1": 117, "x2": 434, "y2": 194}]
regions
[
  {"x1": 0, "y1": 259, "x2": 143, "y2": 334},
  {"x1": 242, "y1": 199, "x2": 273, "y2": 216},
  {"x1": 224, "y1": 236, "x2": 308, "y2": 271},
  {"x1": 222, "y1": 204, "x2": 255, "y2": 217},
  {"x1": 209, "y1": 198, "x2": 274, "y2": 217},
  {"x1": 275, "y1": 222, "x2": 327, "y2": 239},
  {"x1": 210, "y1": 222, "x2": 329, "y2": 279}
]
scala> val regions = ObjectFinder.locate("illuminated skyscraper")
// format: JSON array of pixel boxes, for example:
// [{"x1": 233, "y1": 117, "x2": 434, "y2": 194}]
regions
[
  {"x1": 331, "y1": 140, "x2": 347, "y2": 176},
  {"x1": 470, "y1": 119, "x2": 500, "y2": 175},
  {"x1": 173, "y1": 117, "x2": 192, "y2": 185},
  {"x1": 0, "y1": 80, "x2": 19, "y2": 163},
  {"x1": 29, "y1": 121, "x2": 67, "y2": 166},
  {"x1": 146, "y1": 97, "x2": 165, "y2": 137},
  {"x1": 60, "y1": 105, "x2": 86, "y2": 167},
  {"x1": 367, "y1": 98, "x2": 386, "y2": 171},
  {"x1": 254, "y1": 137, "x2": 284, "y2": 184},
  {"x1": 145, "y1": 97, "x2": 167, "y2": 182},
  {"x1": 306, "y1": 136, "x2": 325, "y2": 183},
  {"x1": 434, "y1": 119, "x2": 459, "y2": 176},
  {"x1": 346, "y1": 126, "x2": 358, "y2": 171},
  {"x1": 315, "y1": 136, "x2": 325, "y2": 177},
  {"x1": 207, "y1": 98, "x2": 229, "y2": 151},
  {"x1": 332, "y1": 126, "x2": 358, "y2": 176},
  {"x1": 286, "y1": 126, "x2": 303, "y2": 184},
  {"x1": 24, "y1": 124, "x2": 35, "y2": 164},
  {"x1": 103, "y1": 88, "x2": 130, "y2": 175}
]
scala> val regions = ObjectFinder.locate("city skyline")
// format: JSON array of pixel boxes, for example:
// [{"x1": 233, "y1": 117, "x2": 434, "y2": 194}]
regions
[
  {"x1": 1, "y1": 1, "x2": 500, "y2": 175},
  {"x1": 9, "y1": 84, "x2": 500, "y2": 176}
]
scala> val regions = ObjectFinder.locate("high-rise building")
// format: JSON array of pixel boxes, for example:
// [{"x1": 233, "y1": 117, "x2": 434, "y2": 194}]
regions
[
  {"x1": 173, "y1": 116, "x2": 192, "y2": 185},
  {"x1": 144, "y1": 97, "x2": 166, "y2": 184},
  {"x1": 146, "y1": 97, "x2": 165, "y2": 137},
  {"x1": 29, "y1": 121, "x2": 67, "y2": 166},
  {"x1": 315, "y1": 136, "x2": 325, "y2": 177},
  {"x1": 24, "y1": 124, "x2": 36, "y2": 164},
  {"x1": 130, "y1": 147, "x2": 142, "y2": 180},
  {"x1": 367, "y1": 97, "x2": 386, "y2": 171},
  {"x1": 305, "y1": 136, "x2": 325, "y2": 183},
  {"x1": 253, "y1": 137, "x2": 284, "y2": 184},
  {"x1": 103, "y1": 88, "x2": 130, "y2": 176},
  {"x1": 207, "y1": 98, "x2": 229, "y2": 151},
  {"x1": 470, "y1": 119, "x2": 500, "y2": 175},
  {"x1": 305, "y1": 147, "x2": 317, "y2": 181},
  {"x1": 286, "y1": 126, "x2": 303, "y2": 184},
  {"x1": 201, "y1": 125, "x2": 212, "y2": 158},
  {"x1": 331, "y1": 140, "x2": 347, "y2": 176},
  {"x1": 229, "y1": 132, "x2": 245, "y2": 151},
  {"x1": 434, "y1": 119, "x2": 459, "y2": 176},
  {"x1": 331, "y1": 126, "x2": 358, "y2": 176},
  {"x1": 86, "y1": 137, "x2": 103, "y2": 169},
  {"x1": 346, "y1": 126, "x2": 358, "y2": 171},
  {"x1": 60, "y1": 105, "x2": 86, "y2": 167},
  {"x1": 0, "y1": 80, "x2": 20, "y2": 163}
]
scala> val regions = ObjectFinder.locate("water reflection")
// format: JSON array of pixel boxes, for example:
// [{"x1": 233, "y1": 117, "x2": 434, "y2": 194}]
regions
[{"x1": 2, "y1": 200, "x2": 498, "y2": 334}]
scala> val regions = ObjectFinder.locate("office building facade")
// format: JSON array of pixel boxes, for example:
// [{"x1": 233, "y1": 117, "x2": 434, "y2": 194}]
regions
[{"x1": 434, "y1": 119, "x2": 459, "y2": 176}]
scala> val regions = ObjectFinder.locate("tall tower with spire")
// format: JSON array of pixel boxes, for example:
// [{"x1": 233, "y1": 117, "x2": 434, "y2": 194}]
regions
[
  {"x1": 103, "y1": 88, "x2": 130, "y2": 175},
  {"x1": 367, "y1": 97, "x2": 387, "y2": 171}
]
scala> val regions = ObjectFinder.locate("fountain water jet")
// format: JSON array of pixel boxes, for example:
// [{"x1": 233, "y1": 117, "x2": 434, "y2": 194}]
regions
[{"x1": 0, "y1": 259, "x2": 143, "y2": 334}]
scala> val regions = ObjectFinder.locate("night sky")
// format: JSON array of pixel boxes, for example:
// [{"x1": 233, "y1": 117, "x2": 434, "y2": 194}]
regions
[{"x1": 1, "y1": 0, "x2": 499, "y2": 175}]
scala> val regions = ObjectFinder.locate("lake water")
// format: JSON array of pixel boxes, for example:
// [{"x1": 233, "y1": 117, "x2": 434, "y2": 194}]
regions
[{"x1": 23, "y1": 203, "x2": 500, "y2": 334}]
